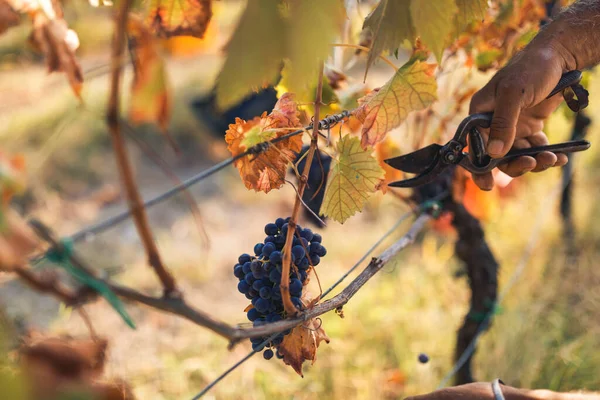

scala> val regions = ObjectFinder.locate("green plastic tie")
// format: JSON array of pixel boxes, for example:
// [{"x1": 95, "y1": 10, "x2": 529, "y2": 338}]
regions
[
  {"x1": 466, "y1": 300, "x2": 502, "y2": 323},
  {"x1": 44, "y1": 239, "x2": 136, "y2": 329},
  {"x1": 420, "y1": 200, "x2": 442, "y2": 218}
]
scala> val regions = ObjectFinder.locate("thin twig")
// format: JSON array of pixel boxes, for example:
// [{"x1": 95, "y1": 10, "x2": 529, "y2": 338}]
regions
[
  {"x1": 13, "y1": 265, "x2": 80, "y2": 305},
  {"x1": 331, "y1": 43, "x2": 399, "y2": 72},
  {"x1": 190, "y1": 212, "x2": 430, "y2": 399},
  {"x1": 280, "y1": 63, "x2": 325, "y2": 315},
  {"x1": 106, "y1": 1, "x2": 178, "y2": 296}
]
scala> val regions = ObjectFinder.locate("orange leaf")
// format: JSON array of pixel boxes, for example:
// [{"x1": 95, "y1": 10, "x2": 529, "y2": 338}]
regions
[
  {"x1": 147, "y1": 0, "x2": 212, "y2": 38},
  {"x1": 355, "y1": 53, "x2": 437, "y2": 149},
  {"x1": 278, "y1": 318, "x2": 330, "y2": 377},
  {"x1": 0, "y1": 209, "x2": 40, "y2": 270},
  {"x1": 29, "y1": 8, "x2": 83, "y2": 98},
  {"x1": 225, "y1": 93, "x2": 302, "y2": 193},
  {"x1": 128, "y1": 15, "x2": 171, "y2": 133},
  {"x1": 376, "y1": 138, "x2": 403, "y2": 193}
]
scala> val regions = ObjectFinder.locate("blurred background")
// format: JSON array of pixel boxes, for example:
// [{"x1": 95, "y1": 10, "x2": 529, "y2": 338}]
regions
[{"x1": 1, "y1": 0, "x2": 600, "y2": 399}]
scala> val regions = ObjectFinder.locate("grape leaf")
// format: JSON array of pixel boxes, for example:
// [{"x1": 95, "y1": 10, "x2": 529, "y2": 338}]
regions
[
  {"x1": 355, "y1": 53, "x2": 437, "y2": 148},
  {"x1": 284, "y1": 0, "x2": 345, "y2": 103},
  {"x1": 320, "y1": 136, "x2": 384, "y2": 224},
  {"x1": 0, "y1": 0, "x2": 19, "y2": 35},
  {"x1": 410, "y1": 0, "x2": 458, "y2": 61},
  {"x1": 278, "y1": 317, "x2": 330, "y2": 377},
  {"x1": 225, "y1": 93, "x2": 302, "y2": 193},
  {"x1": 128, "y1": 15, "x2": 171, "y2": 132},
  {"x1": 147, "y1": 0, "x2": 212, "y2": 38},
  {"x1": 363, "y1": 0, "x2": 414, "y2": 78},
  {"x1": 216, "y1": 0, "x2": 284, "y2": 110},
  {"x1": 28, "y1": 4, "x2": 83, "y2": 98},
  {"x1": 454, "y1": 0, "x2": 487, "y2": 33}
]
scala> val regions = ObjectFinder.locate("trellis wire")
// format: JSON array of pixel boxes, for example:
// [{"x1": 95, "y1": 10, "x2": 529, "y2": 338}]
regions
[
  {"x1": 191, "y1": 201, "x2": 440, "y2": 399},
  {"x1": 437, "y1": 163, "x2": 580, "y2": 388}
]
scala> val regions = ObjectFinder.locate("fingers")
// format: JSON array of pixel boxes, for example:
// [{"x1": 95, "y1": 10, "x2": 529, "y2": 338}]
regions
[
  {"x1": 472, "y1": 172, "x2": 494, "y2": 191},
  {"x1": 486, "y1": 85, "x2": 524, "y2": 158},
  {"x1": 497, "y1": 155, "x2": 537, "y2": 176}
]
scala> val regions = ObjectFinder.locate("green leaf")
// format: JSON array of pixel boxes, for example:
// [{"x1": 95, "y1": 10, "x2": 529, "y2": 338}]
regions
[
  {"x1": 362, "y1": 0, "x2": 414, "y2": 78},
  {"x1": 475, "y1": 49, "x2": 503, "y2": 71},
  {"x1": 216, "y1": 0, "x2": 285, "y2": 110},
  {"x1": 454, "y1": 0, "x2": 487, "y2": 34},
  {"x1": 355, "y1": 53, "x2": 437, "y2": 148},
  {"x1": 410, "y1": 0, "x2": 458, "y2": 61},
  {"x1": 285, "y1": 0, "x2": 346, "y2": 103},
  {"x1": 320, "y1": 136, "x2": 384, "y2": 224}
]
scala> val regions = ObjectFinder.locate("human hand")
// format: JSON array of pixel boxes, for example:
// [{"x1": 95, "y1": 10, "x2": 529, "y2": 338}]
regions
[{"x1": 469, "y1": 46, "x2": 571, "y2": 190}]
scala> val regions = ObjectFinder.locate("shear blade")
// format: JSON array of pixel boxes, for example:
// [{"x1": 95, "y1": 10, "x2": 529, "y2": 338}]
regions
[{"x1": 384, "y1": 144, "x2": 442, "y2": 174}]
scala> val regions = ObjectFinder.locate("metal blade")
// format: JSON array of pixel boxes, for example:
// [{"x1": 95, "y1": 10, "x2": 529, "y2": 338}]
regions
[{"x1": 384, "y1": 144, "x2": 442, "y2": 174}]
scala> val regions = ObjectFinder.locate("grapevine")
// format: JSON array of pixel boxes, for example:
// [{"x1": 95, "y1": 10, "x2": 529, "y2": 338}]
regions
[{"x1": 234, "y1": 217, "x2": 327, "y2": 359}]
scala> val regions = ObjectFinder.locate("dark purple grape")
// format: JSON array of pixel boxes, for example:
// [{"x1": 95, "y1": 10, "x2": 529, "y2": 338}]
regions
[
  {"x1": 247, "y1": 308, "x2": 260, "y2": 321},
  {"x1": 292, "y1": 245, "x2": 305, "y2": 260},
  {"x1": 300, "y1": 229, "x2": 314, "y2": 241},
  {"x1": 276, "y1": 349, "x2": 284, "y2": 359},
  {"x1": 275, "y1": 218, "x2": 286, "y2": 228},
  {"x1": 245, "y1": 292, "x2": 253, "y2": 300},
  {"x1": 298, "y1": 257, "x2": 310, "y2": 270},
  {"x1": 244, "y1": 273, "x2": 255, "y2": 285},
  {"x1": 316, "y1": 245, "x2": 327, "y2": 257},
  {"x1": 299, "y1": 270, "x2": 308, "y2": 282},
  {"x1": 238, "y1": 253, "x2": 252, "y2": 264},
  {"x1": 259, "y1": 286, "x2": 271, "y2": 299},
  {"x1": 309, "y1": 254, "x2": 320, "y2": 266},
  {"x1": 242, "y1": 262, "x2": 252, "y2": 274},
  {"x1": 248, "y1": 288, "x2": 258, "y2": 297},
  {"x1": 262, "y1": 242, "x2": 276, "y2": 257},
  {"x1": 265, "y1": 223, "x2": 279, "y2": 236},
  {"x1": 312, "y1": 233, "x2": 322, "y2": 243},
  {"x1": 274, "y1": 235, "x2": 286, "y2": 246},
  {"x1": 255, "y1": 298, "x2": 270, "y2": 313},
  {"x1": 237, "y1": 280, "x2": 250, "y2": 294},
  {"x1": 269, "y1": 251, "x2": 282, "y2": 264},
  {"x1": 254, "y1": 243, "x2": 264, "y2": 256},
  {"x1": 252, "y1": 341, "x2": 265, "y2": 352},
  {"x1": 291, "y1": 296, "x2": 303, "y2": 309},
  {"x1": 289, "y1": 278, "x2": 302, "y2": 294},
  {"x1": 418, "y1": 353, "x2": 430, "y2": 364},
  {"x1": 263, "y1": 349, "x2": 274, "y2": 360},
  {"x1": 269, "y1": 269, "x2": 282, "y2": 283},
  {"x1": 301, "y1": 238, "x2": 309, "y2": 248},
  {"x1": 264, "y1": 236, "x2": 275, "y2": 244},
  {"x1": 234, "y1": 264, "x2": 244, "y2": 279}
]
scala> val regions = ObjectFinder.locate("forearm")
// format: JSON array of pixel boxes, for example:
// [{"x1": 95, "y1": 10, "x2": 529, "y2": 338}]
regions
[{"x1": 530, "y1": 0, "x2": 600, "y2": 71}]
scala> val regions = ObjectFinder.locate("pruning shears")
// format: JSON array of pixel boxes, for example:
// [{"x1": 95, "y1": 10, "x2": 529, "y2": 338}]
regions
[{"x1": 384, "y1": 70, "x2": 591, "y2": 188}]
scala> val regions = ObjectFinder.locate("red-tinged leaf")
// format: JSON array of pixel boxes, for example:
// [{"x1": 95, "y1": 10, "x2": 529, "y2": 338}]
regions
[
  {"x1": 278, "y1": 318, "x2": 330, "y2": 377},
  {"x1": 147, "y1": 0, "x2": 212, "y2": 38},
  {"x1": 28, "y1": 9, "x2": 83, "y2": 98},
  {"x1": 128, "y1": 15, "x2": 171, "y2": 134},
  {"x1": 355, "y1": 54, "x2": 437, "y2": 148},
  {"x1": 225, "y1": 93, "x2": 303, "y2": 193},
  {"x1": 0, "y1": 0, "x2": 19, "y2": 35}
]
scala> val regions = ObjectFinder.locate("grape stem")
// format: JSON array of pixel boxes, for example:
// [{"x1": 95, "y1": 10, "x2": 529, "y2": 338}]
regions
[{"x1": 279, "y1": 61, "x2": 325, "y2": 316}]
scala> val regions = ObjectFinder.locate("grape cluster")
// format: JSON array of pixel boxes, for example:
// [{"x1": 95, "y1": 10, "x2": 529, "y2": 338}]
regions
[{"x1": 233, "y1": 217, "x2": 327, "y2": 359}]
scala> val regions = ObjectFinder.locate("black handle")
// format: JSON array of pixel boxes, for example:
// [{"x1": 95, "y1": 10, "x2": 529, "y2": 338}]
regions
[{"x1": 500, "y1": 139, "x2": 591, "y2": 160}]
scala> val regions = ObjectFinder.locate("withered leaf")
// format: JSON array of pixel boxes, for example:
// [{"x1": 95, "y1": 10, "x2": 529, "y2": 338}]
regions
[
  {"x1": 29, "y1": 10, "x2": 83, "y2": 98},
  {"x1": 355, "y1": 52, "x2": 437, "y2": 148},
  {"x1": 225, "y1": 93, "x2": 302, "y2": 193},
  {"x1": 0, "y1": 209, "x2": 40, "y2": 271},
  {"x1": 127, "y1": 14, "x2": 171, "y2": 133},
  {"x1": 278, "y1": 318, "x2": 330, "y2": 377},
  {"x1": 147, "y1": 0, "x2": 212, "y2": 38}
]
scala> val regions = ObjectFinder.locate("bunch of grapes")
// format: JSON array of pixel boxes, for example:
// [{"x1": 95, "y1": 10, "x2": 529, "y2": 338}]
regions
[{"x1": 233, "y1": 217, "x2": 327, "y2": 359}]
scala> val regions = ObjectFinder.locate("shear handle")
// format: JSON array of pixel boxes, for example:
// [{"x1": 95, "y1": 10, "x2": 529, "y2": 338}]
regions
[
  {"x1": 452, "y1": 70, "x2": 583, "y2": 144},
  {"x1": 461, "y1": 140, "x2": 591, "y2": 174}
]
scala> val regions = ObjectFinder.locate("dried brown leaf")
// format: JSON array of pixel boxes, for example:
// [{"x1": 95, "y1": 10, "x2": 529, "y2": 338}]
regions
[
  {"x1": 278, "y1": 318, "x2": 330, "y2": 377},
  {"x1": 225, "y1": 93, "x2": 302, "y2": 193},
  {"x1": 0, "y1": 0, "x2": 19, "y2": 35}
]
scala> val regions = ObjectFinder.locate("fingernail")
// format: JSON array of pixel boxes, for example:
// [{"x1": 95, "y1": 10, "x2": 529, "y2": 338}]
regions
[{"x1": 487, "y1": 139, "x2": 504, "y2": 156}]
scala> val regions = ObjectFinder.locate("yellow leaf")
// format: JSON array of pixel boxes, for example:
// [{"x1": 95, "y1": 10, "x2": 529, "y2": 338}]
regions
[
  {"x1": 410, "y1": 0, "x2": 458, "y2": 61},
  {"x1": 128, "y1": 15, "x2": 171, "y2": 133},
  {"x1": 454, "y1": 0, "x2": 487, "y2": 34},
  {"x1": 216, "y1": 0, "x2": 284, "y2": 110},
  {"x1": 320, "y1": 136, "x2": 384, "y2": 224},
  {"x1": 285, "y1": 0, "x2": 345, "y2": 103},
  {"x1": 278, "y1": 318, "x2": 329, "y2": 377},
  {"x1": 362, "y1": 0, "x2": 414, "y2": 78},
  {"x1": 225, "y1": 93, "x2": 302, "y2": 193},
  {"x1": 147, "y1": 0, "x2": 212, "y2": 38},
  {"x1": 355, "y1": 53, "x2": 437, "y2": 148}
]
